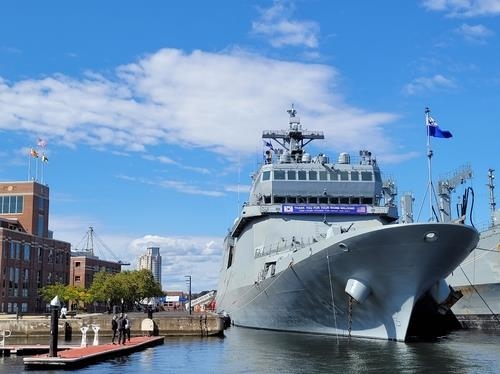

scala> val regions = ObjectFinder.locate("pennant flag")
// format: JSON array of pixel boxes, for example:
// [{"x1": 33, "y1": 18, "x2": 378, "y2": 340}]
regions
[
  {"x1": 37, "y1": 138, "x2": 47, "y2": 148},
  {"x1": 426, "y1": 115, "x2": 452, "y2": 138},
  {"x1": 41, "y1": 154, "x2": 49, "y2": 163},
  {"x1": 263, "y1": 140, "x2": 274, "y2": 151},
  {"x1": 30, "y1": 148, "x2": 39, "y2": 158}
]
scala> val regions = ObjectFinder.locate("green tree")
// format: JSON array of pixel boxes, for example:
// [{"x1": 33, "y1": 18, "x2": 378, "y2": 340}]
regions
[{"x1": 89, "y1": 269, "x2": 163, "y2": 310}]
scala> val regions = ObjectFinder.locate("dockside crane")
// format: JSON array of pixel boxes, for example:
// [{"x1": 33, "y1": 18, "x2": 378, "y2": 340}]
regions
[
  {"x1": 437, "y1": 164, "x2": 473, "y2": 223},
  {"x1": 74, "y1": 226, "x2": 131, "y2": 266}
]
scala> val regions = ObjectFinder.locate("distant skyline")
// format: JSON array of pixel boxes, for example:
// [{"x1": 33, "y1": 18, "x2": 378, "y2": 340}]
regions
[{"x1": 1, "y1": 1, "x2": 499, "y2": 292}]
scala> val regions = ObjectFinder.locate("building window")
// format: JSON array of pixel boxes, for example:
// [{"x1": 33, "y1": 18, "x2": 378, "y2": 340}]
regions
[
  {"x1": 75, "y1": 275, "x2": 81, "y2": 283},
  {"x1": 23, "y1": 244, "x2": 30, "y2": 261},
  {"x1": 0, "y1": 195, "x2": 23, "y2": 214}
]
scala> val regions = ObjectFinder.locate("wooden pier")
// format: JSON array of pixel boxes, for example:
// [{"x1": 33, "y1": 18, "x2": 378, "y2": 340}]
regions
[{"x1": 23, "y1": 336, "x2": 164, "y2": 369}]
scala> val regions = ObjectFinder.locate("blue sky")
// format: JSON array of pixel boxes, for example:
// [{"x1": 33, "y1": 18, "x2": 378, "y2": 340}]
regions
[{"x1": 1, "y1": 0, "x2": 499, "y2": 292}]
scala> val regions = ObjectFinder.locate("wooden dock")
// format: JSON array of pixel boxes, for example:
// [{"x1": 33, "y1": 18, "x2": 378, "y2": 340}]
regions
[{"x1": 23, "y1": 336, "x2": 164, "y2": 369}]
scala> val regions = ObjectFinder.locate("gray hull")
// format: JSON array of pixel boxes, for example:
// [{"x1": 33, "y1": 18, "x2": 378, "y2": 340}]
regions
[
  {"x1": 217, "y1": 222, "x2": 479, "y2": 341},
  {"x1": 447, "y1": 223, "x2": 500, "y2": 323}
]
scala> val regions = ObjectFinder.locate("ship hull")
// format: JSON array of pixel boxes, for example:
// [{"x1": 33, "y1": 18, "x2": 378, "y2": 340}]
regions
[
  {"x1": 217, "y1": 222, "x2": 479, "y2": 341},
  {"x1": 447, "y1": 224, "x2": 500, "y2": 327}
]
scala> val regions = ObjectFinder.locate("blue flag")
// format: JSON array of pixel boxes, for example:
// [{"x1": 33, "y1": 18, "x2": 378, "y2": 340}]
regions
[
  {"x1": 263, "y1": 140, "x2": 274, "y2": 150},
  {"x1": 426, "y1": 115, "x2": 452, "y2": 138}
]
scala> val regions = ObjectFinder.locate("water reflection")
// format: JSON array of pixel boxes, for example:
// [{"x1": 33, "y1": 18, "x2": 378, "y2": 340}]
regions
[{"x1": 1, "y1": 328, "x2": 499, "y2": 373}]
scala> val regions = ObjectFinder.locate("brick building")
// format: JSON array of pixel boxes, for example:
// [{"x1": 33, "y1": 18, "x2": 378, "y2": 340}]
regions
[{"x1": 0, "y1": 180, "x2": 71, "y2": 313}]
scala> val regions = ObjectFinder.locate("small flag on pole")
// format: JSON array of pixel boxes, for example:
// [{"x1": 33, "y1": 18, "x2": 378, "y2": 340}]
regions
[
  {"x1": 41, "y1": 154, "x2": 49, "y2": 163},
  {"x1": 426, "y1": 114, "x2": 452, "y2": 138},
  {"x1": 37, "y1": 138, "x2": 47, "y2": 148},
  {"x1": 30, "y1": 148, "x2": 39, "y2": 158},
  {"x1": 263, "y1": 140, "x2": 274, "y2": 151}
]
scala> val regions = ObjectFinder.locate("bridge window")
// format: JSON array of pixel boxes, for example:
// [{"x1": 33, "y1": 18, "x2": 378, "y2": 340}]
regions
[
  {"x1": 319, "y1": 171, "x2": 327, "y2": 180},
  {"x1": 309, "y1": 171, "x2": 317, "y2": 180},
  {"x1": 274, "y1": 196, "x2": 285, "y2": 203},
  {"x1": 319, "y1": 197, "x2": 328, "y2": 204},
  {"x1": 351, "y1": 171, "x2": 359, "y2": 181},
  {"x1": 361, "y1": 172, "x2": 373, "y2": 181},
  {"x1": 274, "y1": 170, "x2": 285, "y2": 180},
  {"x1": 298, "y1": 171, "x2": 307, "y2": 180},
  {"x1": 329, "y1": 171, "x2": 339, "y2": 181},
  {"x1": 262, "y1": 171, "x2": 271, "y2": 181},
  {"x1": 340, "y1": 171, "x2": 349, "y2": 181},
  {"x1": 287, "y1": 170, "x2": 296, "y2": 180}
]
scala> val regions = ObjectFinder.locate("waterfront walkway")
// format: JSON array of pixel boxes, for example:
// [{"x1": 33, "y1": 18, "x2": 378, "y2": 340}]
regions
[{"x1": 23, "y1": 336, "x2": 164, "y2": 368}]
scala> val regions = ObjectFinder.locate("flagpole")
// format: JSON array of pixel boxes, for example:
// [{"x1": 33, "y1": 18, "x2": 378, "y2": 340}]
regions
[
  {"x1": 28, "y1": 151, "x2": 31, "y2": 181},
  {"x1": 425, "y1": 107, "x2": 434, "y2": 221}
]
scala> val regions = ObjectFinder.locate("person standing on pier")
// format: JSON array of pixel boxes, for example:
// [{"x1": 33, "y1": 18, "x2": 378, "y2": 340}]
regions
[
  {"x1": 111, "y1": 315, "x2": 118, "y2": 344},
  {"x1": 124, "y1": 314, "x2": 131, "y2": 342},
  {"x1": 118, "y1": 313, "x2": 126, "y2": 344}
]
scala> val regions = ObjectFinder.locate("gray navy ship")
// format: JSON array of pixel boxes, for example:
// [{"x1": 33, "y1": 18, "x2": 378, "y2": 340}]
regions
[
  {"x1": 216, "y1": 106, "x2": 480, "y2": 341},
  {"x1": 446, "y1": 169, "x2": 500, "y2": 328}
]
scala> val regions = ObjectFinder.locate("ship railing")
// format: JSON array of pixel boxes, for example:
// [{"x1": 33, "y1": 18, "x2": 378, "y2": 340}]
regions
[{"x1": 254, "y1": 236, "x2": 321, "y2": 258}]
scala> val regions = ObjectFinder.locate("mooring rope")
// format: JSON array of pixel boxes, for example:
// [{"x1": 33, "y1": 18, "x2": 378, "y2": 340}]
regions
[
  {"x1": 327, "y1": 253, "x2": 339, "y2": 344},
  {"x1": 459, "y1": 265, "x2": 500, "y2": 325}
]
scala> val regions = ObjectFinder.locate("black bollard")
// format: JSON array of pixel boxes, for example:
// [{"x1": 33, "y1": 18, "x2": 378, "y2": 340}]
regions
[
  {"x1": 64, "y1": 322, "x2": 72, "y2": 342},
  {"x1": 49, "y1": 296, "x2": 61, "y2": 357}
]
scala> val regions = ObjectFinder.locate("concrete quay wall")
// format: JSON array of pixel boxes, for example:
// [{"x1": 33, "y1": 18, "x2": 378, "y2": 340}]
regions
[{"x1": 0, "y1": 312, "x2": 224, "y2": 338}]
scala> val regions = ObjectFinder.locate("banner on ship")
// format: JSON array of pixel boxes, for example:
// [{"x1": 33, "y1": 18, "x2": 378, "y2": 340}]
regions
[{"x1": 281, "y1": 204, "x2": 367, "y2": 214}]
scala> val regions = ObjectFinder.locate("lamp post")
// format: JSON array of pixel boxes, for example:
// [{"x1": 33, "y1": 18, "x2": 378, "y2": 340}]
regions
[
  {"x1": 121, "y1": 298, "x2": 124, "y2": 314},
  {"x1": 49, "y1": 295, "x2": 61, "y2": 357},
  {"x1": 185, "y1": 275, "x2": 191, "y2": 315}
]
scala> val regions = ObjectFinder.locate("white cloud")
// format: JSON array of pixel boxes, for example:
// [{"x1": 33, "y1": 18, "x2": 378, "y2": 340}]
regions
[
  {"x1": 455, "y1": 23, "x2": 494, "y2": 42},
  {"x1": 252, "y1": 1, "x2": 320, "y2": 48},
  {"x1": 421, "y1": 0, "x2": 500, "y2": 17},
  {"x1": 0, "y1": 47, "x2": 399, "y2": 159},
  {"x1": 403, "y1": 74, "x2": 457, "y2": 95}
]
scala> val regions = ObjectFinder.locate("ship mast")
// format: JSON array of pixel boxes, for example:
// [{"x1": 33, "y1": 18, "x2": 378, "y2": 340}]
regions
[
  {"x1": 262, "y1": 104, "x2": 324, "y2": 161},
  {"x1": 487, "y1": 168, "x2": 496, "y2": 227}
]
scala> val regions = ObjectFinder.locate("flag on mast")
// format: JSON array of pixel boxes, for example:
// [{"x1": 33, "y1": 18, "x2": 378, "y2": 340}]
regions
[
  {"x1": 30, "y1": 148, "x2": 39, "y2": 158},
  {"x1": 426, "y1": 113, "x2": 452, "y2": 138},
  {"x1": 37, "y1": 138, "x2": 47, "y2": 148}
]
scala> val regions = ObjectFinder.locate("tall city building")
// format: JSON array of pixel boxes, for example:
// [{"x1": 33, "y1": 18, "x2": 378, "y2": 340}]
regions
[
  {"x1": 138, "y1": 247, "x2": 162, "y2": 288},
  {"x1": 0, "y1": 181, "x2": 71, "y2": 313}
]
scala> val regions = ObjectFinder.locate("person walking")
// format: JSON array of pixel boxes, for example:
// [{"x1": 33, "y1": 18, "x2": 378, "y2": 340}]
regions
[
  {"x1": 118, "y1": 313, "x2": 126, "y2": 344},
  {"x1": 124, "y1": 314, "x2": 131, "y2": 342},
  {"x1": 111, "y1": 315, "x2": 118, "y2": 344}
]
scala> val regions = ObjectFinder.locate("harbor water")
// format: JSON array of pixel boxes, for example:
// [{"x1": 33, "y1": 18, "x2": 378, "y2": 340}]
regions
[{"x1": 2, "y1": 326, "x2": 500, "y2": 373}]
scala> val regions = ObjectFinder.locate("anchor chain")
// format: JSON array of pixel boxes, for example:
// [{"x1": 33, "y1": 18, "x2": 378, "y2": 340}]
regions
[{"x1": 347, "y1": 295, "x2": 353, "y2": 338}]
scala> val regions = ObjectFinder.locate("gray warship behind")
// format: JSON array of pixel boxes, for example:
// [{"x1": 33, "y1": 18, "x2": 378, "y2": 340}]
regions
[
  {"x1": 216, "y1": 106, "x2": 479, "y2": 341},
  {"x1": 445, "y1": 168, "x2": 500, "y2": 329}
]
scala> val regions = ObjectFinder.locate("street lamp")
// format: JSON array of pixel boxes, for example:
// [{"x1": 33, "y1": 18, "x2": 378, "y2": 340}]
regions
[
  {"x1": 185, "y1": 275, "x2": 191, "y2": 315},
  {"x1": 49, "y1": 295, "x2": 61, "y2": 357},
  {"x1": 121, "y1": 298, "x2": 124, "y2": 314}
]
